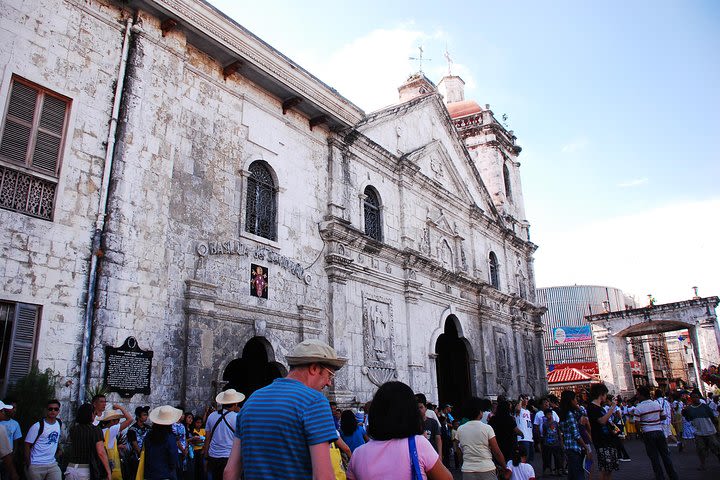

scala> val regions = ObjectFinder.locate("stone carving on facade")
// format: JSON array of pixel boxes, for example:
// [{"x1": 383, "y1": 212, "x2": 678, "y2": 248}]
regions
[
  {"x1": 361, "y1": 294, "x2": 397, "y2": 386},
  {"x1": 419, "y1": 227, "x2": 431, "y2": 255},
  {"x1": 494, "y1": 328, "x2": 512, "y2": 387},
  {"x1": 430, "y1": 155, "x2": 444, "y2": 178},
  {"x1": 524, "y1": 336, "x2": 537, "y2": 380},
  {"x1": 439, "y1": 239, "x2": 453, "y2": 271},
  {"x1": 460, "y1": 243, "x2": 468, "y2": 271}
]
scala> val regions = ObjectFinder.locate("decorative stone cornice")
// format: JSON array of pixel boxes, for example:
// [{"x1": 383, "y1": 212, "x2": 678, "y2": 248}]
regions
[{"x1": 135, "y1": 0, "x2": 364, "y2": 127}]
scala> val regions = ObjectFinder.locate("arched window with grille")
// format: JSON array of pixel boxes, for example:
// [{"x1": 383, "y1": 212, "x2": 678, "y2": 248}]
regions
[
  {"x1": 363, "y1": 186, "x2": 382, "y2": 241},
  {"x1": 503, "y1": 163, "x2": 513, "y2": 203},
  {"x1": 245, "y1": 161, "x2": 277, "y2": 241},
  {"x1": 489, "y1": 251, "x2": 500, "y2": 289}
]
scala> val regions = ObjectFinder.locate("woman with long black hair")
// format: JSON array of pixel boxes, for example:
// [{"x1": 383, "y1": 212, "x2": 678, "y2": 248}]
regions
[
  {"x1": 488, "y1": 399, "x2": 522, "y2": 463},
  {"x1": 143, "y1": 406, "x2": 183, "y2": 480},
  {"x1": 346, "y1": 381, "x2": 452, "y2": 480},
  {"x1": 558, "y1": 391, "x2": 591, "y2": 480},
  {"x1": 339, "y1": 410, "x2": 368, "y2": 453}
]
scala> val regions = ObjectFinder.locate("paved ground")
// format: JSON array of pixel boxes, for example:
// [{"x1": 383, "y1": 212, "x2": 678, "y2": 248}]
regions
[{"x1": 449, "y1": 437, "x2": 720, "y2": 479}]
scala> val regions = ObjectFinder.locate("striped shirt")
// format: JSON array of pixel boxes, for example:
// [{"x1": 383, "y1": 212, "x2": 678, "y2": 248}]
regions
[
  {"x1": 632, "y1": 400, "x2": 664, "y2": 432},
  {"x1": 236, "y1": 378, "x2": 337, "y2": 479}
]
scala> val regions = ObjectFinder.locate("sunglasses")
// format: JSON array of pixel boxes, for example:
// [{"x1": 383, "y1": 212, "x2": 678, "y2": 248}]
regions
[{"x1": 48, "y1": 407, "x2": 60, "y2": 411}]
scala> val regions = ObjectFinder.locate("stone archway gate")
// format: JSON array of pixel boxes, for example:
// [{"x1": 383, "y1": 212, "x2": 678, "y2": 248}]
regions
[{"x1": 587, "y1": 296, "x2": 719, "y2": 396}]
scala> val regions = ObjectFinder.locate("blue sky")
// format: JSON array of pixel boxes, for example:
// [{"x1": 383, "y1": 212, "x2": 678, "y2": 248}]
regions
[{"x1": 209, "y1": 0, "x2": 720, "y2": 303}]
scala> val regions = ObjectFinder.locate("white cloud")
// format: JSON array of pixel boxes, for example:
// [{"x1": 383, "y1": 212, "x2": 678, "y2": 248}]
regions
[
  {"x1": 560, "y1": 137, "x2": 588, "y2": 153},
  {"x1": 616, "y1": 177, "x2": 649, "y2": 188},
  {"x1": 533, "y1": 197, "x2": 720, "y2": 304},
  {"x1": 292, "y1": 26, "x2": 430, "y2": 111}
]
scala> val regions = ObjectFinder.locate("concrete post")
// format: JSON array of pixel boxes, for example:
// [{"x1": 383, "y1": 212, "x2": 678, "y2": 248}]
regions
[{"x1": 642, "y1": 336, "x2": 657, "y2": 387}]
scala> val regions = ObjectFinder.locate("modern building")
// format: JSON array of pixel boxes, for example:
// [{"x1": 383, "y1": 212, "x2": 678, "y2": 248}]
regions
[{"x1": 0, "y1": 0, "x2": 546, "y2": 412}]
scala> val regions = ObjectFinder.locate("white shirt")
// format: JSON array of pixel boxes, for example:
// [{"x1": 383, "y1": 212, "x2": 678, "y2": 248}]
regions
[
  {"x1": 102, "y1": 424, "x2": 121, "y2": 450},
  {"x1": 633, "y1": 400, "x2": 664, "y2": 433},
  {"x1": 479, "y1": 411, "x2": 492, "y2": 424},
  {"x1": 507, "y1": 460, "x2": 535, "y2": 480},
  {"x1": 205, "y1": 409, "x2": 238, "y2": 458},
  {"x1": 25, "y1": 420, "x2": 61, "y2": 465},
  {"x1": 515, "y1": 408, "x2": 533, "y2": 441},
  {"x1": 656, "y1": 397, "x2": 672, "y2": 426},
  {"x1": 457, "y1": 420, "x2": 496, "y2": 473}
]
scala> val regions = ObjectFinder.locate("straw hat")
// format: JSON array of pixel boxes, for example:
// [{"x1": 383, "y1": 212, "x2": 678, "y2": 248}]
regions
[
  {"x1": 215, "y1": 388, "x2": 246, "y2": 405},
  {"x1": 148, "y1": 405, "x2": 183, "y2": 425},
  {"x1": 285, "y1": 339, "x2": 347, "y2": 369},
  {"x1": 99, "y1": 409, "x2": 123, "y2": 422}
]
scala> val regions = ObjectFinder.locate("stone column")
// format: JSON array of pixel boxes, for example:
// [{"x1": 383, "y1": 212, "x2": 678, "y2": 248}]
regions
[{"x1": 642, "y1": 336, "x2": 657, "y2": 387}]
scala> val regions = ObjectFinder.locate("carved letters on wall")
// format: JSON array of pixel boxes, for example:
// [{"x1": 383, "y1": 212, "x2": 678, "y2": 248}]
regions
[{"x1": 361, "y1": 294, "x2": 397, "y2": 386}]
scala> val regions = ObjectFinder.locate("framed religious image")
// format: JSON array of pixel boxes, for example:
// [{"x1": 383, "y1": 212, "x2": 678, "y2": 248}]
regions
[{"x1": 250, "y1": 264, "x2": 268, "y2": 298}]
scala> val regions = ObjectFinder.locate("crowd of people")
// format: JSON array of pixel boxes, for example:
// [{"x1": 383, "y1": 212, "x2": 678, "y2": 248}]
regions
[{"x1": 1, "y1": 338, "x2": 719, "y2": 480}]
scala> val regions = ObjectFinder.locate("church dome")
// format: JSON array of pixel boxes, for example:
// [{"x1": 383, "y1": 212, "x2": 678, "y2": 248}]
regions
[{"x1": 447, "y1": 100, "x2": 482, "y2": 119}]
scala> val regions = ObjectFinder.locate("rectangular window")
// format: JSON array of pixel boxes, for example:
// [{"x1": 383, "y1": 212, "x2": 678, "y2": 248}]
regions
[
  {"x1": 0, "y1": 76, "x2": 70, "y2": 220},
  {"x1": 0, "y1": 301, "x2": 40, "y2": 396}
]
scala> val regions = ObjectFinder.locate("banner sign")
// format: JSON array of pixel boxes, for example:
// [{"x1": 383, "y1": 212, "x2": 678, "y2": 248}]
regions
[
  {"x1": 553, "y1": 325, "x2": 592, "y2": 344},
  {"x1": 548, "y1": 362, "x2": 599, "y2": 376}
]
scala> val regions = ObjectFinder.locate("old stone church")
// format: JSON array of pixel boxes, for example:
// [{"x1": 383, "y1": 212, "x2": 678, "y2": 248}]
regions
[{"x1": 0, "y1": 0, "x2": 546, "y2": 411}]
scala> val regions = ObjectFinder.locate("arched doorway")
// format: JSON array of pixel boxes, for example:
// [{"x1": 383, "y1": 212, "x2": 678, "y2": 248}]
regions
[
  {"x1": 435, "y1": 317, "x2": 471, "y2": 410},
  {"x1": 222, "y1": 337, "x2": 284, "y2": 398}
]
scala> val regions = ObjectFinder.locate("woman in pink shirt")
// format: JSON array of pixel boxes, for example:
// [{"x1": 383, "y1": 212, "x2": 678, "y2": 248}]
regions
[{"x1": 347, "y1": 381, "x2": 453, "y2": 480}]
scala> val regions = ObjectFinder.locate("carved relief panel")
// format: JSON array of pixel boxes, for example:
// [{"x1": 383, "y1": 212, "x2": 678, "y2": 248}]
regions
[
  {"x1": 494, "y1": 327, "x2": 513, "y2": 391},
  {"x1": 361, "y1": 294, "x2": 397, "y2": 386}
]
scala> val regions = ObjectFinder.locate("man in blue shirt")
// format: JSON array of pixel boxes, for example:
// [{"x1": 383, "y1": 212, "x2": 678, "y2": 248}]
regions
[{"x1": 224, "y1": 339, "x2": 346, "y2": 480}]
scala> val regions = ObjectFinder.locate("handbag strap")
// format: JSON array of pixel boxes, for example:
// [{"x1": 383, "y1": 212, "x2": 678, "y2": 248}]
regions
[{"x1": 408, "y1": 436, "x2": 423, "y2": 480}]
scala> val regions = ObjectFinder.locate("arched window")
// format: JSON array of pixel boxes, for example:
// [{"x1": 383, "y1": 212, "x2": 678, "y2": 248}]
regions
[
  {"x1": 503, "y1": 163, "x2": 513, "y2": 203},
  {"x1": 245, "y1": 161, "x2": 277, "y2": 240},
  {"x1": 363, "y1": 186, "x2": 382, "y2": 241},
  {"x1": 489, "y1": 251, "x2": 500, "y2": 289}
]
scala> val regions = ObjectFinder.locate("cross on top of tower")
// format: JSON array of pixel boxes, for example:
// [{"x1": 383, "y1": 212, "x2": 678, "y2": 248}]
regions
[
  {"x1": 409, "y1": 46, "x2": 432, "y2": 73},
  {"x1": 444, "y1": 46, "x2": 453, "y2": 76}
]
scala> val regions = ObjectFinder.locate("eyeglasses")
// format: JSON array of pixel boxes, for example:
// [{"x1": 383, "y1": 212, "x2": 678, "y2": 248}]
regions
[
  {"x1": 321, "y1": 366, "x2": 336, "y2": 380},
  {"x1": 48, "y1": 407, "x2": 60, "y2": 411}
]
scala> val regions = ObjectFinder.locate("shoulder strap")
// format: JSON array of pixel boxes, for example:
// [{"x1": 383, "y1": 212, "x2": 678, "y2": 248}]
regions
[
  {"x1": 30, "y1": 420, "x2": 45, "y2": 451},
  {"x1": 408, "y1": 436, "x2": 423, "y2": 480},
  {"x1": 208, "y1": 411, "x2": 235, "y2": 447}
]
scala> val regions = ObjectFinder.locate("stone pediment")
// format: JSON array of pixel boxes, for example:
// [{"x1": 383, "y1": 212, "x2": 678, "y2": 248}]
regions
[{"x1": 405, "y1": 140, "x2": 474, "y2": 205}]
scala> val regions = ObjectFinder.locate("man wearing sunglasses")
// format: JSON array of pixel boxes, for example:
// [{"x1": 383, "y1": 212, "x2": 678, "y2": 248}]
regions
[
  {"x1": 24, "y1": 400, "x2": 62, "y2": 480},
  {"x1": 224, "y1": 339, "x2": 346, "y2": 480}
]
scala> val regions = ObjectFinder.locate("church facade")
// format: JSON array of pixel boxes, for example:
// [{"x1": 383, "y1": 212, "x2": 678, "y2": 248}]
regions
[{"x1": 0, "y1": 0, "x2": 546, "y2": 410}]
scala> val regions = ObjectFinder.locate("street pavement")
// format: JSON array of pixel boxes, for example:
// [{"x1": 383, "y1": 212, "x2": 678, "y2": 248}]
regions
[{"x1": 449, "y1": 437, "x2": 720, "y2": 479}]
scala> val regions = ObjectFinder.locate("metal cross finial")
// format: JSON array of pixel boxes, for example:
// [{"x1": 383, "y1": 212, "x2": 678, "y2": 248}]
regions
[
  {"x1": 444, "y1": 46, "x2": 453, "y2": 75},
  {"x1": 409, "y1": 45, "x2": 431, "y2": 73}
]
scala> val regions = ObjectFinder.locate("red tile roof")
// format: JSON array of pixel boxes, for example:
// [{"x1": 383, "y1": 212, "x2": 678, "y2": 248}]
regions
[
  {"x1": 547, "y1": 367, "x2": 593, "y2": 384},
  {"x1": 447, "y1": 100, "x2": 482, "y2": 119}
]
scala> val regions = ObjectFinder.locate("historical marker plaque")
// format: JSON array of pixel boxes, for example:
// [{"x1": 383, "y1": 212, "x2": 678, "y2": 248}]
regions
[{"x1": 104, "y1": 337, "x2": 153, "y2": 397}]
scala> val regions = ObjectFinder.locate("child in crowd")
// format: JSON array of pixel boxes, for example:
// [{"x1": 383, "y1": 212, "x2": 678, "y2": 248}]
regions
[
  {"x1": 506, "y1": 447, "x2": 535, "y2": 480},
  {"x1": 541, "y1": 409, "x2": 563, "y2": 476}
]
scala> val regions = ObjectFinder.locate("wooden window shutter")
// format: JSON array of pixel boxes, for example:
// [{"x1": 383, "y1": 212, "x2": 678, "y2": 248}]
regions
[
  {"x1": 0, "y1": 81, "x2": 37, "y2": 165},
  {"x1": 32, "y1": 94, "x2": 66, "y2": 175},
  {"x1": 4, "y1": 303, "x2": 39, "y2": 387}
]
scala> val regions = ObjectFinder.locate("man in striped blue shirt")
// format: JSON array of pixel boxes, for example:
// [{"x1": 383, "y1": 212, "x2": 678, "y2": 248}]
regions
[{"x1": 224, "y1": 339, "x2": 346, "y2": 480}]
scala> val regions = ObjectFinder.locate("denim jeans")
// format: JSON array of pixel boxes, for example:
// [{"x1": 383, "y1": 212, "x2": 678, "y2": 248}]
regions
[
  {"x1": 565, "y1": 450, "x2": 584, "y2": 480},
  {"x1": 642, "y1": 430, "x2": 679, "y2": 480},
  {"x1": 519, "y1": 440, "x2": 534, "y2": 462}
]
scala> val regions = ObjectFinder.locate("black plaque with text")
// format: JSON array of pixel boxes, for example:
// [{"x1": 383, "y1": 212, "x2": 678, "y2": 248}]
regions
[{"x1": 104, "y1": 337, "x2": 153, "y2": 397}]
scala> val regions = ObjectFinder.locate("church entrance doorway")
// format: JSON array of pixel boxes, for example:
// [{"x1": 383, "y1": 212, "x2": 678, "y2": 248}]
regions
[
  {"x1": 222, "y1": 336, "x2": 284, "y2": 398},
  {"x1": 435, "y1": 316, "x2": 471, "y2": 410}
]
